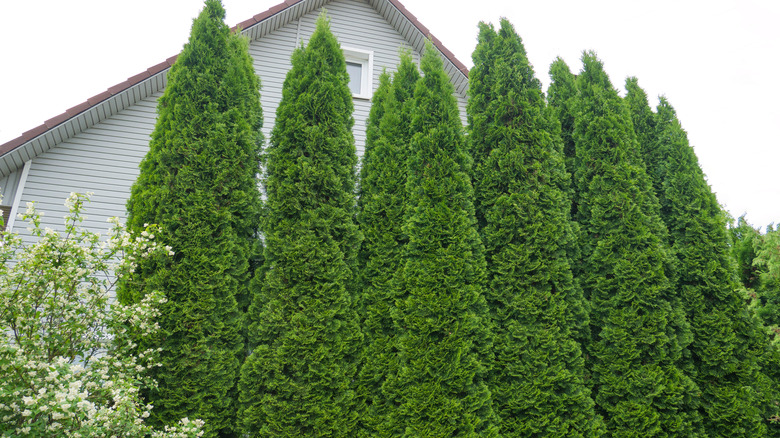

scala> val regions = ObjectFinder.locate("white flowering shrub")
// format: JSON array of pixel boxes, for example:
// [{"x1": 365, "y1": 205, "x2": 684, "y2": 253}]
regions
[{"x1": 0, "y1": 193, "x2": 204, "y2": 437}]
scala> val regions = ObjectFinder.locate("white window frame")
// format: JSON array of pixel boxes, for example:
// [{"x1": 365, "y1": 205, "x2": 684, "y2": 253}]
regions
[{"x1": 343, "y1": 47, "x2": 374, "y2": 100}]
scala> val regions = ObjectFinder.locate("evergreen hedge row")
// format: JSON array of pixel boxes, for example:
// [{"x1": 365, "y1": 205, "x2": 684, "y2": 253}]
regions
[{"x1": 117, "y1": 5, "x2": 780, "y2": 435}]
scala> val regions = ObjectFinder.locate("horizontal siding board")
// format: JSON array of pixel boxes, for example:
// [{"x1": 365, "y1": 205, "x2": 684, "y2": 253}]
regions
[
  {"x1": 50, "y1": 136, "x2": 149, "y2": 153},
  {"x1": 32, "y1": 156, "x2": 143, "y2": 176},
  {"x1": 76, "y1": 129, "x2": 152, "y2": 143}
]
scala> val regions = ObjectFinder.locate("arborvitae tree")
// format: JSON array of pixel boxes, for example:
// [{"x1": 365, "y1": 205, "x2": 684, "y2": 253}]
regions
[
  {"x1": 755, "y1": 225, "x2": 780, "y2": 328},
  {"x1": 384, "y1": 42, "x2": 497, "y2": 437},
  {"x1": 650, "y1": 95, "x2": 769, "y2": 436},
  {"x1": 573, "y1": 52, "x2": 701, "y2": 437},
  {"x1": 467, "y1": 22, "x2": 499, "y2": 233},
  {"x1": 547, "y1": 58, "x2": 578, "y2": 182},
  {"x1": 467, "y1": 20, "x2": 601, "y2": 437},
  {"x1": 728, "y1": 218, "x2": 780, "y2": 434},
  {"x1": 758, "y1": 335, "x2": 780, "y2": 437},
  {"x1": 121, "y1": 1, "x2": 262, "y2": 435},
  {"x1": 238, "y1": 14, "x2": 363, "y2": 436},
  {"x1": 624, "y1": 78, "x2": 661, "y2": 195},
  {"x1": 753, "y1": 226, "x2": 780, "y2": 437},
  {"x1": 356, "y1": 53, "x2": 420, "y2": 437},
  {"x1": 730, "y1": 216, "x2": 763, "y2": 291}
]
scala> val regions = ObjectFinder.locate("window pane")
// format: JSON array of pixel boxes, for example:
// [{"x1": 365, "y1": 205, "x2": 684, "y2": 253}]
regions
[{"x1": 346, "y1": 62, "x2": 362, "y2": 95}]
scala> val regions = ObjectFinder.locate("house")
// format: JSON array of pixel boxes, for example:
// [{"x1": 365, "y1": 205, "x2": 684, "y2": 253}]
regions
[{"x1": 0, "y1": 0, "x2": 469, "y2": 240}]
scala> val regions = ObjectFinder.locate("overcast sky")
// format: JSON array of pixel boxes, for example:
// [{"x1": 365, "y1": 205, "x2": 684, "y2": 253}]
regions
[{"x1": 1, "y1": 0, "x2": 778, "y2": 227}]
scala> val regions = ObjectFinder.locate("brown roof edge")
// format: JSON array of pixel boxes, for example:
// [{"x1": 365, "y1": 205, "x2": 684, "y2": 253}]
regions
[
  {"x1": 0, "y1": 0, "x2": 469, "y2": 158},
  {"x1": 385, "y1": 0, "x2": 469, "y2": 76}
]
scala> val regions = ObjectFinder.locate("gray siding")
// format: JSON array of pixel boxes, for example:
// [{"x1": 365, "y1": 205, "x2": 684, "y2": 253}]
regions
[
  {"x1": 14, "y1": 96, "x2": 159, "y2": 240},
  {"x1": 11, "y1": 0, "x2": 468, "y2": 242},
  {"x1": 0, "y1": 169, "x2": 21, "y2": 205}
]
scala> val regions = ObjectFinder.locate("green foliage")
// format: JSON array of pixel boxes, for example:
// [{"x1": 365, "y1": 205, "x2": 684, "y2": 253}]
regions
[
  {"x1": 468, "y1": 20, "x2": 601, "y2": 437},
  {"x1": 356, "y1": 52, "x2": 420, "y2": 437},
  {"x1": 747, "y1": 224, "x2": 780, "y2": 436},
  {"x1": 547, "y1": 58, "x2": 579, "y2": 183},
  {"x1": 0, "y1": 194, "x2": 203, "y2": 438},
  {"x1": 573, "y1": 52, "x2": 702, "y2": 436},
  {"x1": 121, "y1": 1, "x2": 263, "y2": 435},
  {"x1": 238, "y1": 14, "x2": 363, "y2": 437},
  {"x1": 729, "y1": 216, "x2": 762, "y2": 290},
  {"x1": 651, "y1": 95, "x2": 770, "y2": 436},
  {"x1": 382, "y1": 42, "x2": 498, "y2": 437},
  {"x1": 755, "y1": 226, "x2": 780, "y2": 328},
  {"x1": 624, "y1": 78, "x2": 661, "y2": 196}
]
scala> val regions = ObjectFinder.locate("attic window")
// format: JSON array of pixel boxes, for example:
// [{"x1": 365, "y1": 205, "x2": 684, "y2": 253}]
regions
[{"x1": 343, "y1": 47, "x2": 373, "y2": 99}]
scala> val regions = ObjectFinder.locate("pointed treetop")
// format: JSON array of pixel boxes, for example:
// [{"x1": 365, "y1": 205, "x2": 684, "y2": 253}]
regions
[
  {"x1": 420, "y1": 39, "x2": 444, "y2": 75},
  {"x1": 548, "y1": 57, "x2": 577, "y2": 105},
  {"x1": 413, "y1": 40, "x2": 460, "y2": 134},
  {"x1": 203, "y1": 0, "x2": 226, "y2": 20},
  {"x1": 306, "y1": 12, "x2": 345, "y2": 67},
  {"x1": 392, "y1": 50, "x2": 421, "y2": 105},
  {"x1": 496, "y1": 18, "x2": 540, "y2": 91},
  {"x1": 578, "y1": 51, "x2": 618, "y2": 99},
  {"x1": 364, "y1": 70, "x2": 393, "y2": 148},
  {"x1": 176, "y1": 0, "x2": 229, "y2": 72},
  {"x1": 625, "y1": 77, "x2": 649, "y2": 103},
  {"x1": 625, "y1": 76, "x2": 656, "y2": 132},
  {"x1": 550, "y1": 56, "x2": 574, "y2": 78},
  {"x1": 656, "y1": 96, "x2": 679, "y2": 125}
]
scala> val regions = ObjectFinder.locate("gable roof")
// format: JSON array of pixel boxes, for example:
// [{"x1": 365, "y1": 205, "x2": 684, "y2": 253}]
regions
[{"x1": 0, "y1": 0, "x2": 469, "y2": 178}]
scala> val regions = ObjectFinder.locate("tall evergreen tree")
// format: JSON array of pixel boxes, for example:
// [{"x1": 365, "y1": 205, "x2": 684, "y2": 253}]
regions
[
  {"x1": 467, "y1": 22, "x2": 499, "y2": 233},
  {"x1": 572, "y1": 52, "x2": 701, "y2": 437},
  {"x1": 356, "y1": 53, "x2": 420, "y2": 437},
  {"x1": 755, "y1": 225, "x2": 780, "y2": 328},
  {"x1": 547, "y1": 58, "x2": 578, "y2": 182},
  {"x1": 651, "y1": 96, "x2": 771, "y2": 435},
  {"x1": 624, "y1": 78, "x2": 661, "y2": 196},
  {"x1": 238, "y1": 14, "x2": 363, "y2": 437},
  {"x1": 728, "y1": 218, "x2": 780, "y2": 435},
  {"x1": 729, "y1": 216, "x2": 763, "y2": 291},
  {"x1": 468, "y1": 20, "x2": 601, "y2": 437},
  {"x1": 384, "y1": 42, "x2": 498, "y2": 437},
  {"x1": 120, "y1": 1, "x2": 262, "y2": 435}
]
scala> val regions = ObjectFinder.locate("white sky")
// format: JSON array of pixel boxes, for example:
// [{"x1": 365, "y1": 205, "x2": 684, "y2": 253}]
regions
[{"x1": 1, "y1": 0, "x2": 778, "y2": 227}]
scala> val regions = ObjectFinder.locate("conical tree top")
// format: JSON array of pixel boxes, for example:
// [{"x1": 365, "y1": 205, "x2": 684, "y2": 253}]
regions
[
  {"x1": 267, "y1": 12, "x2": 357, "y2": 220},
  {"x1": 574, "y1": 51, "x2": 637, "y2": 172},
  {"x1": 161, "y1": 0, "x2": 233, "y2": 114},
  {"x1": 548, "y1": 57, "x2": 577, "y2": 105},
  {"x1": 547, "y1": 57, "x2": 578, "y2": 178}
]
